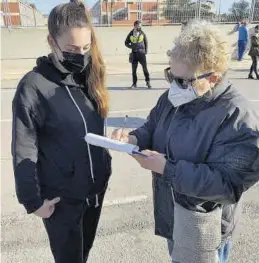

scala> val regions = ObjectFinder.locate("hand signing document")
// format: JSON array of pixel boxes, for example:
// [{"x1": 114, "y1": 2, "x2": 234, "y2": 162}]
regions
[{"x1": 85, "y1": 133, "x2": 149, "y2": 157}]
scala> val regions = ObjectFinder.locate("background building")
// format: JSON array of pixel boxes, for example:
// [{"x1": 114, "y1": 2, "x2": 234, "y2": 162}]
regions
[
  {"x1": 91, "y1": 0, "x2": 170, "y2": 26},
  {"x1": 0, "y1": 0, "x2": 46, "y2": 27},
  {"x1": 90, "y1": 0, "x2": 217, "y2": 26}
]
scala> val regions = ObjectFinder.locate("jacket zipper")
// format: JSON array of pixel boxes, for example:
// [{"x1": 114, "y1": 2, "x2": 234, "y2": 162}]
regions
[{"x1": 65, "y1": 86, "x2": 100, "y2": 208}]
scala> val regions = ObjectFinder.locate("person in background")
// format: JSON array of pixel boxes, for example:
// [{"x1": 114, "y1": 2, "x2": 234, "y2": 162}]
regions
[
  {"x1": 12, "y1": 1, "x2": 112, "y2": 263},
  {"x1": 228, "y1": 21, "x2": 242, "y2": 60},
  {"x1": 112, "y1": 20, "x2": 259, "y2": 263},
  {"x1": 166, "y1": 49, "x2": 172, "y2": 58},
  {"x1": 228, "y1": 21, "x2": 241, "y2": 36},
  {"x1": 181, "y1": 21, "x2": 188, "y2": 31},
  {"x1": 248, "y1": 25, "x2": 259, "y2": 80},
  {"x1": 125, "y1": 20, "x2": 151, "y2": 89},
  {"x1": 229, "y1": 21, "x2": 256, "y2": 61},
  {"x1": 238, "y1": 20, "x2": 249, "y2": 61}
]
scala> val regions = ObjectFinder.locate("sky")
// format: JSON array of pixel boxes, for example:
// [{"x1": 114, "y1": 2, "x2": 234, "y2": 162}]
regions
[{"x1": 24, "y1": 0, "x2": 253, "y2": 15}]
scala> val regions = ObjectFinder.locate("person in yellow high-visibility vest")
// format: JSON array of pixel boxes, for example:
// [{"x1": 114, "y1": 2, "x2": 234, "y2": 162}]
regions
[{"x1": 125, "y1": 20, "x2": 151, "y2": 89}]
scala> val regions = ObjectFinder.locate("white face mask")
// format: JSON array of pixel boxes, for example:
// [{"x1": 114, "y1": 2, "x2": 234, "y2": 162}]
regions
[{"x1": 168, "y1": 80, "x2": 199, "y2": 107}]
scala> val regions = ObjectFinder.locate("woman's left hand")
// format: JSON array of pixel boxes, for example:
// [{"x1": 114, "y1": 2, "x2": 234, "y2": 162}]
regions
[{"x1": 132, "y1": 150, "x2": 167, "y2": 175}]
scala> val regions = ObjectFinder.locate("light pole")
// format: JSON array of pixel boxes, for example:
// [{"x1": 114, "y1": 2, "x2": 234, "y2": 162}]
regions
[
  {"x1": 126, "y1": 2, "x2": 129, "y2": 21},
  {"x1": 249, "y1": 0, "x2": 256, "y2": 22},
  {"x1": 103, "y1": 0, "x2": 108, "y2": 26},
  {"x1": 218, "y1": 0, "x2": 221, "y2": 22},
  {"x1": 140, "y1": 0, "x2": 143, "y2": 23},
  {"x1": 3, "y1": 0, "x2": 12, "y2": 28},
  {"x1": 110, "y1": 0, "x2": 115, "y2": 27},
  {"x1": 197, "y1": 0, "x2": 201, "y2": 20},
  {"x1": 156, "y1": 0, "x2": 159, "y2": 26}
]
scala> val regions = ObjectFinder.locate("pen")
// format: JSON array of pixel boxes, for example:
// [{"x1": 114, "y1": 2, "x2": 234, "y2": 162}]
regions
[
  {"x1": 120, "y1": 115, "x2": 128, "y2": 141},
  {"x1": 132, "y1": 150, "x2": 150, "y2": 158}
]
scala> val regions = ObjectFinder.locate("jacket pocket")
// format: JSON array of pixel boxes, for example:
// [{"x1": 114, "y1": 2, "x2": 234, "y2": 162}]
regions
[
  {"x1": 153, "y1": 175, "x2": 174, "y2": 239},
  {"x1": 249, "y1": 47, "x2": 259, "y2": 56},
  {"x1": 104, "y1": 149, "x2": 112, "y2": 176},
  {"x1": 129, "y1": 52, "x2": 133, "y2": 63},
  {"x1": 62, "y1": 161, "x2": 75, "y2": 178}
]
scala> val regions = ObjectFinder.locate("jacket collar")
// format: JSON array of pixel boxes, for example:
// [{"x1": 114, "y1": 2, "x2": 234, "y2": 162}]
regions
[{"x1": 180, "y1": 76, "x2": 232, "y2": 114}]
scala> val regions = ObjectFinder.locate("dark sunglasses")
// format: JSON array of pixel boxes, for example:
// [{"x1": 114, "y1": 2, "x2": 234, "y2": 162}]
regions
[{"x1": 164, "y1": 67, "x2": 214, "y2": 89}]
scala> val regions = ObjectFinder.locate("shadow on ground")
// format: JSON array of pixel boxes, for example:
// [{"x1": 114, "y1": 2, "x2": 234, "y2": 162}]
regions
[
  {"x1": 230, "y1": 68, "x2": 250, "y2": 72},
  {"x1": 107, "y1": 116, "x2": 146, "y2": 128},
  {"x1": 149, "y1": 62, "x2": 168, "y2": 65},
  {"x1": 108, "y1": 86, "x2": 166, "y2": 91}
]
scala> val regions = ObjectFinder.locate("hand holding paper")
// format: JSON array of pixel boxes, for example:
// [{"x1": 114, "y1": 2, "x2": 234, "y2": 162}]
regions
[
  {"x1": 85, "y1": 133, "x2": 149, "y2": 157},
  {"x1": 132, "y1": 150, "x2": 167, "y2": 175},
  {"x1": 85, "y1": 134, "x2": 165, "y2": 172},
  {"x1": 111, "y1": 128, "x2": 138, "y2": 145}
]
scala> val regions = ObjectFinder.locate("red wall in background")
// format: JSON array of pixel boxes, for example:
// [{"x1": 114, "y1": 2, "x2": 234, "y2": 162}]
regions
[{"x1": 1, "y1": 2, "x2": 21, "y2": 26}]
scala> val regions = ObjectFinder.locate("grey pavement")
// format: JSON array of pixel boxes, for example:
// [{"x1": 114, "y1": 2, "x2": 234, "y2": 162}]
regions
[
  {"x1": 1, "y1": 26, "x2": 259, "y2": 263},
  {"x1": 1, "y1": 69, "x2": 259, "y2": 263},
  {"x1": 0, "y1": 24, "x2": 254, "y2": 59},
  {"x1": 1, "y1": 24, "x2": 254, "y2": 80}
]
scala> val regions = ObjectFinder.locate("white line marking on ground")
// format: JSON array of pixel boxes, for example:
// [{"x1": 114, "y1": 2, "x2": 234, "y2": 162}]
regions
[
  {"x1": 2, "y1": 195, "x2": 150, "y2": 216},
  {"x1": 109, "y1": 108, "x2": 150, "y2": 114},
  {"x1": 1, "y1": 101, "x2": 259, "y2": 122},
  {"x1": 0, "y1": 109, "x2": 151, "y2": 122},
  {"x1": 1, "y1": 89, "x2": 16, "y2": 92},
  {"x1": 103, "y1": 195, "x2": 148, "y2": 207}
]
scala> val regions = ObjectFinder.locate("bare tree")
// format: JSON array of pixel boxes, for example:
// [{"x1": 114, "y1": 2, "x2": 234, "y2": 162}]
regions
[{"x1": 229, "y1": 0, "x2": 250, "y2": 22}]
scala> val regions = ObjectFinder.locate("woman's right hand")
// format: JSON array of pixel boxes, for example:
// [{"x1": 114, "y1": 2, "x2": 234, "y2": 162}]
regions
[
  {"x1": 33, "y1": 197, "x2": 60, "y2": 218},
  {"x1": 111, "y1": 128, "x2": 129, "y2": 143},
  {"x1": 111, "y1": 129, "x2": 138, "y2": 145}
]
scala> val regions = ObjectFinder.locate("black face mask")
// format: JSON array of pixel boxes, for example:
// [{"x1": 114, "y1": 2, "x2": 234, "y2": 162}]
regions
[
  {"x1": 53, "y1": 38, "x2": 91, "y2": 73},
  {"x1": 137, "y1": 27, "x2": 141, "y2": 32},
  {"x1": 60, "y1": 50, "x2": 91, "y2": 73}
]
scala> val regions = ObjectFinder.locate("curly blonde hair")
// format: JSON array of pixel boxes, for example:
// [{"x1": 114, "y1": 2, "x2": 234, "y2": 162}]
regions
[{"x1": 170, "y1": 20, "x2": 230, "y2": 76}]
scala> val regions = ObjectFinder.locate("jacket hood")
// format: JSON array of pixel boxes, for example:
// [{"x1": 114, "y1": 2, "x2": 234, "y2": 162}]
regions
[{"x1": 34, "y1": 55, "x2": 88, "y2": 88}]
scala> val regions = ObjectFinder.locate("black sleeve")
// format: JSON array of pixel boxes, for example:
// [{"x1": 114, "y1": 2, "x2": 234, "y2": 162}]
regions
[
  {"x1": 125, "y1": 31, "x2": 132, "y2": 49},
  {"x1": 12, "y1": 81, "x2": 45, "y2": 214},
  {"x1": 143, "y1": 32, "x2": 148, "y2": 53},
  {"x1": 130, "y1": 107, "x2": 157, "y2": 150},
  {"x1": 130, "y1": 92, "x2": 168, "y2": 150},
  {"x1": 163, "y1": 141, "x2": 259, "y2": 204}
]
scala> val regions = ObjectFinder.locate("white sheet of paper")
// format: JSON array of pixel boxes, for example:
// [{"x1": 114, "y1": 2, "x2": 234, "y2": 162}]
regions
[{"x1": 85, "y1": 133, "x2": 140, "y2": 154}]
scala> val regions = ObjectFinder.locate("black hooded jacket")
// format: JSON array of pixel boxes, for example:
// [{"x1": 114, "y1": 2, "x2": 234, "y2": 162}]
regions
[{"x1": 12, "y1": 56, "x2": 112, "y2": 214}]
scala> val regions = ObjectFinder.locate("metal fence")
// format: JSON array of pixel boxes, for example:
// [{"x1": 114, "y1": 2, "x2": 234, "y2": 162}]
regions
[
  {"x1": 0, "y1": 0, "x2": 47, "y2": 28},
  {"x1": 90, "y1": 0, "x2": 259, "y2": 27},
  {"x1": 1, "y1": 0, "x2": 259, "y2": 28}
]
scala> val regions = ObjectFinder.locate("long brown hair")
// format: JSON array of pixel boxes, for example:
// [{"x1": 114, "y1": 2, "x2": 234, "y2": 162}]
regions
[{"x1": 48, "y1": 1, "x2": 109, "y2": 118}]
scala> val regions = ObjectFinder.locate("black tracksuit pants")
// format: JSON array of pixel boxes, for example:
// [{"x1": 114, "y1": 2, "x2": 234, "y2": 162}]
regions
[
  {"x1": 43, "y1": 191, "x2": 105, "y2": 263},
  {"x1": 132, "y1": 51, "x2": 150, "y2": 85},
  {"x1": 249, "y1": 56, "x2": 258, "y2": 76}
]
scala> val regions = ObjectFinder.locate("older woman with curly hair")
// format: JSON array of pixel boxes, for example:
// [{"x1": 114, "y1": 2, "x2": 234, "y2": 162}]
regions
[{"x1": 112, "y1": 20, "x2": 259, "y2": 263}]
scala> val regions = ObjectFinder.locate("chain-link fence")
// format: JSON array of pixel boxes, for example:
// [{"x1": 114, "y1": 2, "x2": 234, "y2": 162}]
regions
[
  {"x1": 1, "y1": 0, "x2": 259, "y2": 28},
  {"x1": 1, "y1": 0, "x2": 47, "y2": 28},
  {"x1": 90, "y1": 0, "x2": 259, "y2": 27}
]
